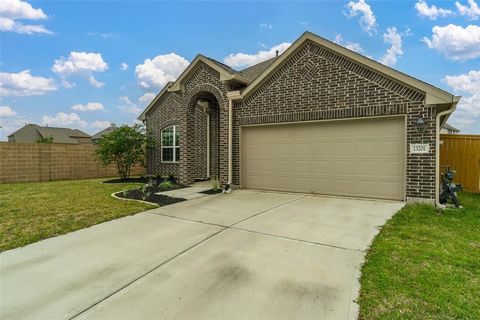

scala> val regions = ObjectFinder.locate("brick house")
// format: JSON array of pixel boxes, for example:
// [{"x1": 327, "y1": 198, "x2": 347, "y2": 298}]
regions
[{"x1": 138, "y1": 32, "x2": 460, "y2": 204}]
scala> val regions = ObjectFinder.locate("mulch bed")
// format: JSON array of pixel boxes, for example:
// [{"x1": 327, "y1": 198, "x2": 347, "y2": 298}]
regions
[
  {"x1": 111, "y1": 177, "x2": 187, "y2": 206},
  {"x1": 103, "y1": 177, "x2": 150, "y2": 184},
  {"x1": 115, "y1": 189, "x2": 186, "y2": 206},
  {"x1": 200, "y1": 189, "x2": 223, "y2": 195}
]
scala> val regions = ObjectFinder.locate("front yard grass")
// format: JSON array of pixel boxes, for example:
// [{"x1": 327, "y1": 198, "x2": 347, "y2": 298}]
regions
[
  {"x1": 359, "y1": 192, "x2": 480, "y2": 319},
  {"x1": 0, "y1": 178, "x2": 155, "y2": 252}
]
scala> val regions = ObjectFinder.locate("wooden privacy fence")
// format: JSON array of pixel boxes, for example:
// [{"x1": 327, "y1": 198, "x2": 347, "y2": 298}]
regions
[
  {"x1": 0, "y1": 142, "x2": 145, "y2": 183},
  {"x1": 440, "y1": 134, "x2": 480, "y2": 193}
]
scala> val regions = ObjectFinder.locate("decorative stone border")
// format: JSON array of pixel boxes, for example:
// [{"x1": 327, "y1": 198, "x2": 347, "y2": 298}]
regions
[{"x1": 110, "y1": 191, "x2": 159, "y2": 206}]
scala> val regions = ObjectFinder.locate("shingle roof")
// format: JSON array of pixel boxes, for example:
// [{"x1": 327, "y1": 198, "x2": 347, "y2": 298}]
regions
[
  {"x1": 205, "y1": 56, "x2": 279, "y2": 82},
  {"x1": 36, "y1": 126, "x2": 91, "y2": 144},
  {"x1": 91, "y1": 126, "x2": 117, "y2": 140},
  {"x1": 9, "y1": 124, "x2": 91, "y2": 144},
  {"x1": 7, "y1": 124, "x2": 33, "y2": 137},
  {"x1": 238, "y1": 57, "x2": 278, "y2": 81},
  {"x1": 204, "y1": 55, "x2": 279, "y2": 82},
  {"x1": 204, "y1": 56, "x2": 239, "y2": 75}
]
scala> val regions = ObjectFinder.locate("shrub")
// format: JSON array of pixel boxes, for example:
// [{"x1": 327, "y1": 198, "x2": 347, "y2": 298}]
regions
[
  {"x1": 36, "y1": 136, "x2": 53, "y2": 144},
  {"x1": 159, "y1": 180, "x2": 173, "y2": 189},
  {"x1": 95, "y1": 124, "x2": 150, "y2": 179}
]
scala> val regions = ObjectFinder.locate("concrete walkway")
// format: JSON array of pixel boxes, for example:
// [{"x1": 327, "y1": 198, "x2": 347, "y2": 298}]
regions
[
  {"x1": 156, "y1": 180, "x2": 213, "y2": 200},
  {"x1": 0, "y1": 190, "x2": 404, "y2": 320}
]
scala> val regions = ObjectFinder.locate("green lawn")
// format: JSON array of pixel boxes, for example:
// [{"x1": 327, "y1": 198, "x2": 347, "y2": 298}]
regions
[
  {"x1": 0, "y1": 178, "x2": 154, "y2": 252},
  {"x1": 359, "y1": 192, "x2": 480, "y2": 319}
]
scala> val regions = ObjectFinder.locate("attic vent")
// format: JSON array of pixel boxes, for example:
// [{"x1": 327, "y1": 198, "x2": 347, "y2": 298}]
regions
[{"x1": 299, "y1": 60, "x2": 319, "y2": 81}]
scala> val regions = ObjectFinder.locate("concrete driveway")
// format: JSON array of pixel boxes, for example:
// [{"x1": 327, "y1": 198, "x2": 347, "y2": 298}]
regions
[{"x1": 0, "y1": 190, "x2": 403, "y2": 320}]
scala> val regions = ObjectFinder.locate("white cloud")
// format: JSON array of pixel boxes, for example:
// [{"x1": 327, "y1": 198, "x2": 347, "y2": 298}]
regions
[
  {"x1": 41, "y1": 112, "x2": 86, "y2": 127},
  {"x1": 422, "y1": 24, "x2": 480, "y2": 61},
  {"x1": 138, "y1": 92, "x2": 156, "y2": 106},
  {"x1": 71, "y1": 102, "x2": 105, "y2": 112},
  {"x1": 0, "y1": 0, "x2": 53, "y2": 35},
  {"x1": 448, "y1": 94, "x2": 480, "y2": 132},
  {"x1": 118, "y1": 105, "x2": 142, "y2": 114},
  {"x1": 0, "y1": 106, "x2": 17, "y2": 117},
  {"x1": 333, "y1": 34, "x2": 366, "y2": 54},
  {"x1": 52, "y1": 52, "x2": 108, "y2": 88},
  {"x1": 258, "y1": 42, "x2": 268, "y2": 49},
  {"x1": 0, "y1": 0, "x2": 47, "y2": 19},
  {"x1": 0, "y1": 17, "x2": 52, "y2": 34},
  {"x1": 224, "y1": 42, "x2": 291, "y2": 68},
  {"x1": 120, "y1": 62, "x2": 128, "y2": 71},
  {"x1": 260, "y1": 23, "x2": 273, "y2": 30},
  {"x1": 444, "y1": 70, "x2": 480, "y2": 94},
  {"x1": 345, "y1": 0, "x2": 377, "y2": 34},
  {"x1": 0, "y1": 114, "x2": 28, "y2": 141},
  {"x1": 455, "y1": 94, "x2": 480, "y2": 117},
  {"x1": 118, "y1": 96, "x2": 142, "y2": 114},
  {"x1": 87, "y1": 31, "x2": 119, "y2": 39},
  {"x1": 444, "y1": 70, "x2": 480, "y2": 132},
  {"x1": 135, "y1": 53, "x2": 189, "y2": 89},
  {"x1": 119, "y1": 96, "x2": 133, "y2": 105},
  {"x1": 379, "y1": 27, "x2": 403, "y2": 67},
  {"x1": 415, "y1": 0, "x2": 453, "y2": 19},
  {"x1": 456, "y1": 0, "x2": 480, "y2": 20},
  {"x1": 0, "y1": 70, "x2": 57, "y2": 96},
  {"x1": 91, "y1": 120, "x2": 111, "y2": 130}
]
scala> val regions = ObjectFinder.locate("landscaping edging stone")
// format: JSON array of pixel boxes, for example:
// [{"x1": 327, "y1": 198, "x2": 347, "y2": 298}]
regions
[{"x1": 111, "y1": 191, "x2": 160, "y2": 206}]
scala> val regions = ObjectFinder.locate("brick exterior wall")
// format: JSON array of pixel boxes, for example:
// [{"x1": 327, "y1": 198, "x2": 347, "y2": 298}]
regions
[
  {"x1": 146, "y1": 61, "x2": 229, "y2": 185},
  {"x1": 145, "y1": 40, "x2": 437, "y2": 200},
  {"x1": 145, "y1": 91, "x2": 182, "y2": 177},
  {"x1": 233, "y1": 40, "x2": 435, "y2": 200},
  {"x1": 0, "y1": 142, "x2": 145, "y2": 183}
]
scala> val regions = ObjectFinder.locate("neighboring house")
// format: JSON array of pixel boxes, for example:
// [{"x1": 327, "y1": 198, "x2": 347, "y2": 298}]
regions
[
  {"x1": 91, "y1": 124, "x2": 117, "y2": 143},
  {"x1": 440, "y1": 123, "x2": 460, "y2": 134},
  {"x1": 8, "y1": 124, "x2": 91, "y2": 144},
  {"x1": 138, "y1": 31, "x2": 460, "y2": 204}
]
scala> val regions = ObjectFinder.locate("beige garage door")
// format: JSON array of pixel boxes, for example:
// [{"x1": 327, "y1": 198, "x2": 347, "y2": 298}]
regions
[{"x1": 241, "y1": 117, "x2": 405, "y2": 200}]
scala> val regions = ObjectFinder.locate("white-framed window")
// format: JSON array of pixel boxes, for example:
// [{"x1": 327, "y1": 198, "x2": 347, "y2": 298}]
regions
[{"x1": 161, "y1": 125, "x2": 180, "y2": 162}]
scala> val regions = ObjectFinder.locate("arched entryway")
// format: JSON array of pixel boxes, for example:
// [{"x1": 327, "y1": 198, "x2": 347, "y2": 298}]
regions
[{"x1": 186, "y1": 91, "x2": 221, "y2": 182}]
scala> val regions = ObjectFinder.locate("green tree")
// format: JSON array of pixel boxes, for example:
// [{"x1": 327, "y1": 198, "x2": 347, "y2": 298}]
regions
[
  {"x1": 95, "y1": 124, "x2": 148, "y2": 179},
  {"x1": 36, "y1": 136, "x2": 53, "y2": 144}
]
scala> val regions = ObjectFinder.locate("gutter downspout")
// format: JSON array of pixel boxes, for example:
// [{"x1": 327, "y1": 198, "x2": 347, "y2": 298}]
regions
[{"x1": 435, "y1": 96, "x2": 461, "y2": 207}]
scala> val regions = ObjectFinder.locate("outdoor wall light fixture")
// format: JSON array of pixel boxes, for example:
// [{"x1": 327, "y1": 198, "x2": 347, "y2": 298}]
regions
[{"x1": 415, "y1": 116, "x2": 426, "y2": 134}]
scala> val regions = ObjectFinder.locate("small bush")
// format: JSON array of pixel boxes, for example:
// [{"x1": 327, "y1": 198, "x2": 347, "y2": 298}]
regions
[{"x1": 159, "y1": 180, "x2": 173, "y2": 189}]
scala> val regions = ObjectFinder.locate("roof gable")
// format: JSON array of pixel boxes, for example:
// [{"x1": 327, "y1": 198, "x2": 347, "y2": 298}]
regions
[
  {"x1": 237, "y1": 32, "x2": 459, "y2": 106},
  {"x1": 168, "y1": 54, "x2": 251, "y2": 92},
  {"x1": 139, "y1": 31, "x2": 460, "y2": 122}
]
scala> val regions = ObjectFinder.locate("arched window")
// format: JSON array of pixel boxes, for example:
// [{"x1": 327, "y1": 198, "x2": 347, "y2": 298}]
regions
[{"x1": 161, "y1": 125, "x2": 180, "y2": 162}]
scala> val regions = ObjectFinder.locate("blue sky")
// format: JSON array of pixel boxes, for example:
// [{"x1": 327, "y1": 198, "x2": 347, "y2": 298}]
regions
[{"x1": 1, "y1": 0, "x2": 479, "y2": 140}]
